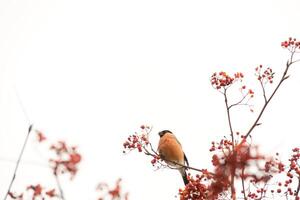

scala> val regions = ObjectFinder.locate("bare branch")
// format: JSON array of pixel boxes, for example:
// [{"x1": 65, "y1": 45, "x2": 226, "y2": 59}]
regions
[
  {"x1": 259, "y1": 79, "x2": 268, "y2": 104},
  {"x1": 224, "y1": 89, "x2": 235, "y2": 148},
  {"x1": 241, "y1": 167, "x2": 248, "y2": 200},
  {"x1": 3, "y1": 124, "x2": 33, "y2": 200},
  {"x1": 295, "y1": 177, "x2": 300, "y2": 200},
  {"x1": 228, "y1": 93, "x2": 249, "y2": 109},
  {"x1": 54, "y1": 175, "x2": 66, "y2": 200}
]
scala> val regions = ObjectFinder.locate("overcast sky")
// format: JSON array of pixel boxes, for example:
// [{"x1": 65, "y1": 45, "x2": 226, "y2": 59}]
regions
[{"x1": 1, "y1": 0, "x2": 300, "y2": 199}]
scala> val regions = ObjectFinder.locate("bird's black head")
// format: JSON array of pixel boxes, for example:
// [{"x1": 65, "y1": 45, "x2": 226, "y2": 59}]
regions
[{"x1": 158, "y1": 130, "x2": 172, "y2": 138}]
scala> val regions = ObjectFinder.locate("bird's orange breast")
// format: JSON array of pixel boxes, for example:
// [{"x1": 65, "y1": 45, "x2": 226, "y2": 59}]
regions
[{"x1": 158, "y1": 133, "x2": 184, "y2": 165}]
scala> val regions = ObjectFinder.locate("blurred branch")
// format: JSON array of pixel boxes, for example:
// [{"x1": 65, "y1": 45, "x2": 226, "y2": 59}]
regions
[
  {"x1": 0, "y1": 156, "x2": 49, "y2": 168},
  {"x1": 241, "y1": 167, "x2": 247, "y2": 200},
  {"x1": 3, "y1": 124, "x2": 33, "y2": 200},
  {"x1": 14, "y1": 85, "x2": 31, "y2": 125},
  {"x1": 54, "y1": 175, "x2": 66, "y2": 200},
  {"x1": 295, "y1": 177, "x2": 300, "y2": 200}
]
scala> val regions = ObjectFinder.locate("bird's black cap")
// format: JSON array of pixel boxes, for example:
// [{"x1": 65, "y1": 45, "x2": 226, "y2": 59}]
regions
[{"x1": 158, "y1": 130, "x2": 172, "y2": 137}]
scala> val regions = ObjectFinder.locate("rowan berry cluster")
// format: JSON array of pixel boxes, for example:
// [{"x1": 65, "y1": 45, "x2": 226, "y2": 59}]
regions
[
  {"x1": 274, "y1": 147, "x2": 300, "y2": 199},
  {"x1": 8, "y1": 184, "x2": 57, "y2": 200},
  {"x1": 49, "y1": 141, "x2": 82, "y2": 178},
  {"x1": 122, "y1": 125, "x2": 150, "y2": 153},
  {"x1": 150, "y1": 155, "x2": 161, "y2": 166},
  {"x1": 289, "y1": 148, "x2": 300, "y2": 175},
  {"x1": 179, "y1": 173, "x2": 211, "y2": 200},
  {"x1": 209, "y1": 139, "x2": 233, "y2": 152},
  {"x1": 281, "y1": 37, "x2": 300, "y2": 51},
  {"x1": 240, "y1": 85, "x2": 255, "y2": 98},
  {"x1": 211, "y1": 71, "x2": 244, "y2": 90},
  {"x1": 255, "y1": 65, "x2": 275, "y2": 84},
  {"x1": 96, "y1": 179, "x2": 129, "y2": 200},
  {"x1": 211, "y1": 71, "x2": 255, "y2": 112},
  {"x1": 123, "y1": 126, "x2": 164, "y2": 169},
  {"x1": 34, "y1": 130, "x2": 82, "y2": 178}
]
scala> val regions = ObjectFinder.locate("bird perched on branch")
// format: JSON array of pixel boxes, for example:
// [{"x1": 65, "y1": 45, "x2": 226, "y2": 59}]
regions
[{"x1": 157, "y1": 130, "x2": 189, "y2": 185}]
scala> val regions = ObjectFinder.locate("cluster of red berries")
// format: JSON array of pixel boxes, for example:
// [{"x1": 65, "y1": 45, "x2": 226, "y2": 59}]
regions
[
  {"x1": 35, "y1": 130, "x2": 82, "y2": 178},
  {"x1": 211, "y1": 71, "x2": 244, "y2": 90},
  {"x1": 245, "y1": 148, "x2": 300, "y2": 200},
  {"x1": 289, "y1": 148, "x2": 300, "y2": 175},
  {"x1": 264, "y1": 159, "x2": 284, "y2": 174},
  {"x1": 244, "y1": 160, "x2": 284, "y2": 199},
  {"x1": 179, "y1": 173, "x2": 212, "y2": 200},
  {"x1": 150, "y1": 155, "x2": 160, "y2": 166},
  {"x1": 209, "y1": 139, "x2": 233, "y2": 152},
  {"x1": 123, "y1": 125, "x2": 150, "y2": 153},
  {"x1": 8, "y1": 184, "x2": 56, "y2": 200},
  {"x1": 274, "y1": 147, "x2": 300, "y2": 199},
  {"x1": 209, "y1": 139, "x2": 287, "y2": 199},
  {"x1": 96, "y1": 178, "x2": 129, "y2": 200},
  {"x1": 49, "y1": 141, "x2": 82, "y2": 178},
  {"x1": 245, "y1": 189, "x2": 266, "y2": 199},
  {"x1": 240, "y1": 85, "x2": 255, "y2": 98},
  {"x1": 255, "y1": 65, "x2": 275, "y2": 84},
  {"x1": 281, "y1": 37, "x2": 300, "y2": 50}
]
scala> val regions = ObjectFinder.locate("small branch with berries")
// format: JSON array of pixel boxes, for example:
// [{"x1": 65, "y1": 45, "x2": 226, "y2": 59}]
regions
[
  {"x1": 6, "y1": 130, "x2": 82, "y2": 200},
  {"x1": 245, "y1": 37, "x2": 300, "y2": 139}
]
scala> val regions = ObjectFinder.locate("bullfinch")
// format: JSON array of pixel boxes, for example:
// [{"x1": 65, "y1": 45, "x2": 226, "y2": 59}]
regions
[{"x1": 157, "y1": 130, "x2": 189, "y2": 185}]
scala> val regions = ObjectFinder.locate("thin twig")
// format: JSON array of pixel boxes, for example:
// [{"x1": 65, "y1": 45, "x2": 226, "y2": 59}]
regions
[
  {"x1": 241, "y1": 167, "x2": 248, "y2": 200},
  {"x1": 54, "y1": 175, "x2": 66, "y2": 200},
  {"x1": 3, "y1": 124, "x2": 33, "y2": 200},
  {"x1": 223, "y1": 89, "x2": 237, "y2": 200},
  {"x1": 224, "y1": 89, "x2": 235, "y2": 147},
  {"x1": 295, "y1": 177, "x2": 300, "y2": 200},
  {"x1": 14, "y1": 86, "x2": 31, "y2": 125},
  {"x1": 0, "y1": 157, "x2": 48, "y2": 168},
  {"x1": 229, "y1": 93, "x2": 249, "y2": 109},
  {"x1": 291, "y1": 58, "x2": 300, "y2": 64},
  {"x1": 259, "y1": 79, "x2": 268, "y2": 104}
]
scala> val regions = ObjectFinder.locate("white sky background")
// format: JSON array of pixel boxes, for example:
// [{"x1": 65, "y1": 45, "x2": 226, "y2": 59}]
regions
[{"x1": 1, "y1": 0, "x2": 300, "y2": 199}]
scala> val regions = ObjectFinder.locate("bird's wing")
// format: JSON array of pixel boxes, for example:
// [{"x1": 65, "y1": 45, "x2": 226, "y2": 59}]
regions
[
  {"x1": 172, "y1": 134, "x2": 182, "y2": 146},
  {"x1": 184, "y1": 153, "x2": 189, "y2": 167}
]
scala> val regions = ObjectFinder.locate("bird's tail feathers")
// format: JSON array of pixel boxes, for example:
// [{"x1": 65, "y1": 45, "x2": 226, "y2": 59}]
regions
[{"x1": 180, "y1": 168, "x2": 189, "y2": 185}]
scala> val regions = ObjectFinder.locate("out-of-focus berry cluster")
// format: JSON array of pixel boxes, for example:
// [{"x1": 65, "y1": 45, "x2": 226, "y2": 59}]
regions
[
  {"x1": 96, "y1": 178, "x2": 129, "y2": 200},
  {"x1": 49, "y1": 141, "x2": 82, "y2": 179},
  {"x1": 8, "y1": 184, "x2": 57, "y2": 200}
]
